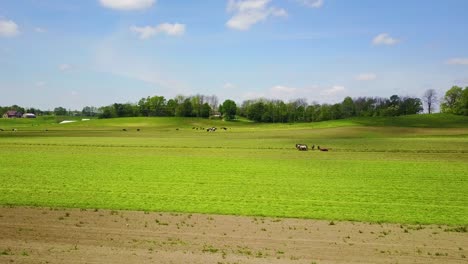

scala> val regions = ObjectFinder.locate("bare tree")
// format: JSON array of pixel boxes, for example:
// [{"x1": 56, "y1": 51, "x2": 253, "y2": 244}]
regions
[
  {"x1": 206, "y1": 95, "x2": 219, "y2": 113},
  {"x1": 422, "y1": 89, "x2": 438, "y2": 114}
]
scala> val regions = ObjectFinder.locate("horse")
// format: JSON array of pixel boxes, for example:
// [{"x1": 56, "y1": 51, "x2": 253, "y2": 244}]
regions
[
  {"x1": 295, "y1": 144, "x2": 308, "y2": 151},
  {"x1": 317, "y1": 146, "x2": 329, "y2": 152}
]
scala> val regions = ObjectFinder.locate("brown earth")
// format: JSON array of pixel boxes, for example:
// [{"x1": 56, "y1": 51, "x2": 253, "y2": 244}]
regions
[{"x1": 0, "y1": 207, "x2": 466, "y2": 264}]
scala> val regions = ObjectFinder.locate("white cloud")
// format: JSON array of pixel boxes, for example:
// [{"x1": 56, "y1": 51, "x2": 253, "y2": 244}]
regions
[
  {"x1": 372, "y1": 33, "x2": 399, "y2": 46},
  {"x1": 0, "y1": 19, "x2": 19, "y2": 37},
  {"x1": 59, "y1": 64, "x2": 72, "y2": 71},
  {"x1": 226, "y1": 0, "x2": 287, "y2": 31},
  {"x1": 446, "y1": 58, "x2": 468, "y2": 65},
  {"x1": 131, "y1": 23, "x2": 185, "y2": 39},
  {"x1": 355, "y1": 73, "x2": 377, "y2": 81},
  {"x1": 320, "y1": 85, "x2": 345, "y2": 96},
  {"x1": 99, "y1": 0, "x2": 156, "y2": 11},
  {"x1": 156, "y1": 23, "x2": 185, "y2": 36},
  {"x1": 35, "y1": 27, "x2": 47, "y2": 33},
  {"x1": 297, "y1": 0, "x2": 324, "y2": 8}
]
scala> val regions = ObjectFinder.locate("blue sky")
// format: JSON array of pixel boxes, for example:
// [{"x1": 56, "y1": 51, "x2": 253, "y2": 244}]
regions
[{"x1": 1, "y1": 0, "x2": 467, "y2": 110}]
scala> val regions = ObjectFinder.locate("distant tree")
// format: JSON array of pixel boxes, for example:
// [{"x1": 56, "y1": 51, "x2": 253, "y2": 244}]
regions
[
  {"x1": 247, "y1": 101, "x2": 265, "y2": 122},
  {"x1": 462, "y1": 87, "x2": 468, "y2": 115},
  {"x1": 353, "y1": 97, "x2": 375, "y2": 117},
  {"x1": 220, "y1": 99, "x2": 237, "y2": 120},
  {"x1": 318, "y1": 104, "x2": 332, "y2": 121},
  {"x1": 389, "y1": 95, "x2": 401, "y2": 107},
  {"x1": 206, "y1": 95, "x2": 219, "y2": 114},
  {"x1": 176, "y1": 98, "x2": 193, "y2": 117},
  {"x1": 330, "y1": 103, "x2": 343, "y2": 119},
  {"x1": 137, "y1": 97, "x2": 150, "y2": 116},
  {"x1": 54, "y1": 107, "x2": 67, "y2": 116},
  {"x1": 441, "y1": 86, "x2": 463, "y2": 114},
  {"x1": 82, "y1": 106, "x2": 98, "y2": 117},
  {"x1": 422, "y1": 89, "x2": 438, "y2": 114},
  {"x1": 341, "y1": 97, "x2": 355, "y2": 118},
  {"x1": 165, "y1": 99, "x2": 177, "y2": 116},
  {"x1": 201, "y1": 103, "x2": 211, "y2": 118},
  {"x1": 399, "y1": 97, "x2": 423, "y2": 115},
  {"x1": 98, "y1": 106, "x2": 116, "y2": 118},
  {"x1": 113, "y1": 103, "x2": 136, "y2": 117},
  {"x1": 148, "y1": 96, "x2": 166, "y2": 116},
  {"x1": 25, "y1": 107, "x2": 42, "y2": 115}
]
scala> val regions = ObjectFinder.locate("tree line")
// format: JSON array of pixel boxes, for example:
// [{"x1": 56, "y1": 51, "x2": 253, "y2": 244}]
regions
[
  {"x1": 97, "y1": 95, "x2": 237, "y2": 120},
  {"x1": 238, "y1": 95, "x2": 424, "y2": 123},
  {"x1": 2, "y1": 86, "x2": 467, "y2": 122}
]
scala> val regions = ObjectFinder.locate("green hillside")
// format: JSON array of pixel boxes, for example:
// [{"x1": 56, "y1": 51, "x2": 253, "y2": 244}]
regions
[
  {"x1": 0, "y1": 113, "x2": 467, "y2": 130},
  {"x1": 1, "y1": 113, "x2": 467, "y2": 225}
]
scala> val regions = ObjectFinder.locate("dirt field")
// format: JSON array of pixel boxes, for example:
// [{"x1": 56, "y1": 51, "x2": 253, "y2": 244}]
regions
[{"x1": 0, "y1": 207, "x2": 466, "y2": 264}]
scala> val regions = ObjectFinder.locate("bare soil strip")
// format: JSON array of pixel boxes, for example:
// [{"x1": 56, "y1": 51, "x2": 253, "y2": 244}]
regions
[{"x1": 0, "y1": 207, "x2": 466, "y2": 264}]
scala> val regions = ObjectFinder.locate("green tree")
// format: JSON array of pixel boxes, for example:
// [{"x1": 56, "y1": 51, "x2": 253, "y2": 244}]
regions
[
  {"x1": 399, "y1": 97, "x2": 423, "y2": 115},
  {"x1": 221, "y1": 99, "x2": 237, "y2": 120},
  {"x1": 148, "y1": 96, "x2": 166, "y2": 116},
  {"x1": 201, "y1": 103, "x2": 211, "y2": 118},
  {"x1": 82, "y1": 106, "x2": 98, "y2": 117},
  {"x1": 247, "y1": 101, "x2": 265, "y2": 122},
  {"x1": 98, "y1": 106, "x2": 116, "y2": 118},
  {"x1": 165, "y1": 99, "x2": 177, "y2": 116},
  {"x1": 341, "y1": 97, "x2": 355, "y2": 118},
  {"x1": 54, "y1": 107, "x2": 67, "y2": 116},
  {"x1": 176, "y1": 98, "x2": 193, "y2": 117},
  {"x1": 462, "y1": 87, "x2": 468, "y2": 115},
  {"x1": 441, "y1": 86, "x2": 463, "y2": 114}
]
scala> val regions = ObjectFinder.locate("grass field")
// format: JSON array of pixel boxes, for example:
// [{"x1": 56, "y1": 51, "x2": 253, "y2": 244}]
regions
[{"x1": 0, "y1": 114, "x2": 467, "y2": 225}]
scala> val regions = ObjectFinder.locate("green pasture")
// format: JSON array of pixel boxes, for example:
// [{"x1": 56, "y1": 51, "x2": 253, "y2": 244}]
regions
[{"x1": 0, "y1": 114, "x2": 467, "y2": 225}]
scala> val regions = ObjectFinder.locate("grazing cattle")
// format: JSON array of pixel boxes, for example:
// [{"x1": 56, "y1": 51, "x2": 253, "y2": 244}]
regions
[
  {"x1": 137, "y1": 128, "x2": 140, "y2": 131},
  {"x1": 12, "y1": 128, "x2": 17, "y2": 132},
  {"x1": 0, "y1": 128, "x2": 3, "y2": 131},
  {"x1": 122, "y1": 129, "x2": 127, "y2": 131},
  {"x1": 317, "y1": 146, "x2": 329, "y2": 152},
  {"x1": 207, "y1": 127, "x2": 217, "y2": 132},
  {"x1": 176, "y1": 128, "x2": 179, "y2": 131},
  {"x1": 295, "y1": 144, "x2": 308, "y2": 151}
]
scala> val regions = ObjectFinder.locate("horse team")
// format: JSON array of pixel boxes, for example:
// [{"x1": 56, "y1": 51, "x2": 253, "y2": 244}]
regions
[{"x1": 295, "y1": 144, "x2": 329, "y2": 151}]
